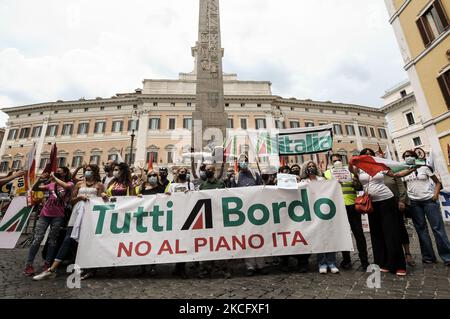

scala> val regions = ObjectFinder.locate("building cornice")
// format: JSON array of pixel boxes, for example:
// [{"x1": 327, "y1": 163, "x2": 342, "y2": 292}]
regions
[
  {"x1": 404, "y1": 29, "x2": 450, "y2": 71},
  {"x1": 380, "y1": 93, "x2": 416, "y2": 113},
  {"x1": 382, "y1": 80, "x2": 410, "y2": 98},
  {"x1": 388, "y1": 0, "x2": 412, "y2": 24},
  {"x1": 422, "y1": 111, "x2": 450, "y2": 128},
  {"x1": 275, "y1": 98, "x2": 382, "y2": 114},
  {"x1": 1, "y1": 94, "x2": 383, "y2": 117},
  {"x1": 1, "y1": 96, "x2": 141, "y2": 115}
]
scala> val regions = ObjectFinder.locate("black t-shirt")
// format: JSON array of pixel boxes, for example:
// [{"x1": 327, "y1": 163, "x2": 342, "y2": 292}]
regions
[{"x1": 140, "y1": 184, "x2": 165, "y2": 195}]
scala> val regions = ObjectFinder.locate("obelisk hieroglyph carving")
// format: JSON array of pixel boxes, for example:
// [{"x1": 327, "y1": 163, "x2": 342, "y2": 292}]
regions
[{"x1": 192, "y1": 0, "x2": 227, "y2": 154}]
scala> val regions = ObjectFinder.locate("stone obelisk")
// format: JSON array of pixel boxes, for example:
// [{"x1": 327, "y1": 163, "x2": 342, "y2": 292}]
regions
[{"x1": 192, "y1": 0, "x2": 227, "y2": 153}]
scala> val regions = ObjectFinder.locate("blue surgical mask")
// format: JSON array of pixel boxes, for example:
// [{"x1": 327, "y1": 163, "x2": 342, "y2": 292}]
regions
[
  {"x1": 239, "y1": 162, "x2": 248, "y2": 170},
  {"x1": 84, "y1": 171, "x2": 93, "y2": 179}
]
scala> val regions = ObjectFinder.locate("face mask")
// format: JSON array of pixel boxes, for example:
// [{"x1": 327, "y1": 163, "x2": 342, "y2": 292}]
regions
[
  {"x1": 148, "y1": 177, "x2": 158, "y2": 185},
  {"x1": 200, "y1": 171, "x2": 207, "y2": 180},
  {"x1": 159, "y1": 173, "x2": 167, "y2": 180},
  {"x1": 206, "y1": 171, "x2": 214, "y2": 179},
  {"x1": 113, "y1": 171, "x2": 121, "y2": 179},
  {"x1": 84, "y1": 171, "x2": 93, "y2": 179},
  {"x1": 104, "y1": 166, "x2": 111, "y2": 173},
  {"x1": 178, "y1": 173, "x2": 187, "y2": 180},
  {"x1": 307, "y1": 167, "x2": 318, "y2": 176},
  {"x1": 186, "y1": 174, "x2": 191, "y2": 180},
  {"x1": 333, "y1": 161, "x2": 343, "y2": 168},
  {"x1": 54, "y1": 173, "x2": 62, "y2": 179},
  {"x1": 291, "y1": 170, "x2": 300, "y2": 176},
  {"x1": 239, "y1": 162, "x2": 248, "y2": 170},
  {"x1": 405, "y1": 157, "x2": 416, "y2": 165}
]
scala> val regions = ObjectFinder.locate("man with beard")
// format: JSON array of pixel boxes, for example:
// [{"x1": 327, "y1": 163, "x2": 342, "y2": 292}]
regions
[{"x1": 102, "y1": 160, "x2": 116, "y2": 189}]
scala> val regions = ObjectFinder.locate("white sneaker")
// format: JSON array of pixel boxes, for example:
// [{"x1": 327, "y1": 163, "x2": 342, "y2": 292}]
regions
[
  {"x1": 33, "y1": 269, "x2": 56, "y2": 281},
  {"x1": 329, "y1": 265, "x2": 340, "y2": 274},
  {"x1": 319, "y1": 265, "x2": 327, "y2": 274}
]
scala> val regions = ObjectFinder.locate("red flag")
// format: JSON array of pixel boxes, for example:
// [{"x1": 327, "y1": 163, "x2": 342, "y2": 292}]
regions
[
  {"x1": 148, "y1": 152, "x2": 154, "y2": 171},
  {"x1": 234, "y1": 158, "x2": 238, "y2": 174},
  {"x1": 350, "y1": 155, "x2": 411, "y2": 177},
  {"x1": 43, "y1": 143, "x2": 57, "y2": 174},
  {"x1": 280, "y1": 156, "x2": 287, "y2": 167},
  {"x1": 376, "y1": 143, "x2": 384, "y2": 158},
  {"x1": 24, "y1": 143, "x2": 37, "y2": 191}
]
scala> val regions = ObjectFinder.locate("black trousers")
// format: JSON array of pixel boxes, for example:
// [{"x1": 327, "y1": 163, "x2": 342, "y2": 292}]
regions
[
  {"x1": 397, "y1": 207, "x2": 410, "y2": 246},
  {"x1": 342, "y1": 205, "x2": 369, "y2": 266},
  {"x1": 368, "y1": 197, "x2": 406, "y2": 272}
]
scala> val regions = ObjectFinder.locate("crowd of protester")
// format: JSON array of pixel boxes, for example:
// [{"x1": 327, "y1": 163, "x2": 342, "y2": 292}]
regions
[{"x1": 1, "y1": 147, "x2": 449, "y2": 282}]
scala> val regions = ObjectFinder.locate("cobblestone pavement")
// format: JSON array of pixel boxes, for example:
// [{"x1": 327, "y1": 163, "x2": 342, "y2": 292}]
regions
[{"x1": 1, "y1": 225, "x2": 449, "y2": 299}]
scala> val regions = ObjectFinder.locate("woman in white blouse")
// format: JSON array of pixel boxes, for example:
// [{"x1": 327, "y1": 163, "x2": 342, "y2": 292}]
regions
[{"x1": 353, "y1": 148, "x2": 416, "y2": 276}]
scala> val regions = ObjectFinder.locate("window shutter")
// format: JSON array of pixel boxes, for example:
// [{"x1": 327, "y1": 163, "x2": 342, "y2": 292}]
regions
[
  {"x1": 434, "y1": 0, "x2": 449, "y2": 30},
  {"x1": 416, "y1": 17, "x2": 431, "y2": 46},
  {"x1": 437, "y1": 74, "x2": 450, "y2": 109}
]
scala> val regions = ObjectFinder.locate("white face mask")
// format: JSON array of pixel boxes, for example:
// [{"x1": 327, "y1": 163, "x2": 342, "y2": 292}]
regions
[
  {"x1": 405, "y1": 157, "x2": 416, "y2": 165},
  {"x1": 113, "y1": 171, "x2": 121, "y2": 179},
  {"x1": 333, "y1": 161, "x2": 343, "y2": 168}
]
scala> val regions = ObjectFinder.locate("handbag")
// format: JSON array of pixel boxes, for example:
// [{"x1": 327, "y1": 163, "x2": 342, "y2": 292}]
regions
[{"x1": 355, "y1": 177, "x2": 374, "y2": 215}]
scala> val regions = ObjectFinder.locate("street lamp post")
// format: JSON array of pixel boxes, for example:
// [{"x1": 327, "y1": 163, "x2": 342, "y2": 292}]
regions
[
  {"x1": 129, "y1": 111, "x2": 138, "y2": 166},
  {"x1": 129, "y1": 129, "x2": 135, "y2": 166}
]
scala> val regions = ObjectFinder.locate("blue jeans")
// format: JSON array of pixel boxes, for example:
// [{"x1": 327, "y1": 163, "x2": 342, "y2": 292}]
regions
[
  {"x1": 317, "y1": 252, "x2": 337, "y2": 267},
  {"x1": 410, "y1": 199, "x2": 450, "y2": 263},
  {"x1": 27, "y1": 216, "x2": 65, "y2": 265},
  {"x1": 54, "y1": 227, "x2": 76, "y2": 263}
]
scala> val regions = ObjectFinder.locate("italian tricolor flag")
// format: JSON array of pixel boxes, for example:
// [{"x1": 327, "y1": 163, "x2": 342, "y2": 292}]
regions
[{"x1": 350, "y1": 155, "x2": 411, "y2": 177}]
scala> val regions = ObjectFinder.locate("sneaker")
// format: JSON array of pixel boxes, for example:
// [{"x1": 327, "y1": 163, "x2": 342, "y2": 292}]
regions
[
  {"x1": 23, "y1": 264, "x2": 35, "y2": 277},
  {"x1": 298, "y1": 264, "x2": 309, "y2": 273},
  {"x1": 198, "y1": 270, "x2": 211, "y2": 279},
  {"x1": 42, "y1": 262, "x2": 51, "y2": 272},
  {"x1": 33, "y1": 269, "x2": 56, "y2": 281},
  {"x1": 149, "y1": 266, "x2": 157, "y2": 276},
  {"x1": 258, "y1": 267, "x2": 270, "y2": 275},
  {"x1": 396, "y1": 269, "x2": 407, "y2": 276},
  {"x1": 319, "y1": 265, "x2": 327, "y2": 274},
  {"x1": 340, "y1": 261, "x2": 352, "y2": 270},
  {"x1": 223, "y1": 271, "x2": 232, "y2": 279},
  {"x1": 329, "y1": 264, "x2": 340, "y2": 274},
  {"x1": 245, "y1": 268, "x2": 256, "y2": 276}
]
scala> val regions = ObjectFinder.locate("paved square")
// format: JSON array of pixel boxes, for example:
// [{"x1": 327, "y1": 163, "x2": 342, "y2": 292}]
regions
[{"x1": 1, "y1": 225, "x2": 449, "y2": 299}]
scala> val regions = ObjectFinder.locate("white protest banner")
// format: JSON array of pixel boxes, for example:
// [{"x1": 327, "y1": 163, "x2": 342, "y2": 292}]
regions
[
  {"x1": 276, "y1": 174, "x2": 298, "y2": 189},
  {"x1": 440, "y1": 191, "x2": 450, "y2": 222},
  {"x1": 76, "y1": 180, "x2": 353, "y2": 269},
  {"x1": 0, "y1": 197, "x2": 33, "y2": 249},
  {"x1": 278, "y1": 125, "x2": 333, "y2": 156}
]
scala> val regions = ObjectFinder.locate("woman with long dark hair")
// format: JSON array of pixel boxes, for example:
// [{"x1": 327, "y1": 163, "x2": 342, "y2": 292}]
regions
[
  {"x1": 24, "y1": 167, "x2": 74, "y2": 276},
  {"x1": 102, "y1": 162, "x2": 136, "y2": 199},
  {"x1": 32, "y1": 165, "x2": 104, "y2": 281}
]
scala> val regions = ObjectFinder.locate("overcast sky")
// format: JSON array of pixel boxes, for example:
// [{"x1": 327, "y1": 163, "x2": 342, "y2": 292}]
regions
[{"x1": 0, "y1": 0, "x2": 407, "y2": 127}]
